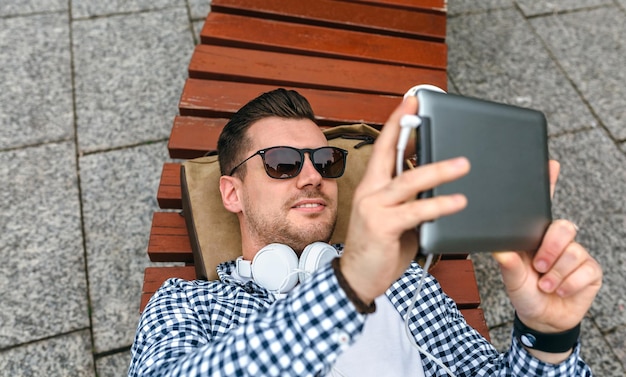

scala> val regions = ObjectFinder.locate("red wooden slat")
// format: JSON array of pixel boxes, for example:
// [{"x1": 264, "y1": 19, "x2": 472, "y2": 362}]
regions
[
  {"x1": 430, "y1": 260, "x2": 481, "y2": 309},
  {"x1": 141, "y1": 266, "x2": 197, "y2": 312},
  {"x1": 168, "y1": 116, "x2": 227, "y2": 159},
  {"x1": 156, "y1": 163, "x2": 182, "y2": 209},
  {"x1": 210, "y1": 0, "x2": 446, "y2": 41},
  {"x1": 200, "y1": 14, "x2": 446, "y2": 69},
  {"x1": 148, "y1": 212, "x2": 193, "y2": 262},
  {"x1": 188, "y1": 44, "x2": 446, "y2": 95},
  {"x1": 150, "y1": 212, "x2": 187, "y2": 235},
  {"x1": 179, "y1": 79, "x2": 404, "y2": 127},
  {"x1": 337, "y1": 0, "x2": 446, "y2": 13},
  {"x1": 147, "y1": 234, "x2": 193, "y2": 262}
]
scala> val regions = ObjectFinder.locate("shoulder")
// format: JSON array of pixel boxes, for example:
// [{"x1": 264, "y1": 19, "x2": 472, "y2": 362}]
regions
[{"x1": 146, "y1": 277, "x2": 274, "y2": 317}]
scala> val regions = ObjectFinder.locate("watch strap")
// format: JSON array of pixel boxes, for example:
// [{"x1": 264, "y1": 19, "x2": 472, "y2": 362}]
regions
[{"x1": 513, "y1": 312, "x2": 580, "y2": 353}]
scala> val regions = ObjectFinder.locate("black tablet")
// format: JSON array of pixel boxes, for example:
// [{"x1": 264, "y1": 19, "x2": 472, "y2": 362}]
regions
[{"x1": 416, "y1": 90, "x2": 552, "y2": 254}]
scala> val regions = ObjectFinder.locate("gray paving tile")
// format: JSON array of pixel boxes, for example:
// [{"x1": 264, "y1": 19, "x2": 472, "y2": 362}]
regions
[
  {"x1": 0, "y1": 142, "x2": 88, "y2": 349},
  {"x1": 549, "y1": 129, "x2": 626, "y2": 222},
  {"x1": 0, "y1": 0, "x2": 66, "y2": 17},
  {"x1": 193, "y1": 20, "x2": 205, "y2": 44},
  {"x1": 188, "y1": 0, "x2": 211, "y2": 20},
  {"x1": 605, "y1": 326, "x2": 626, "y2": 371},
  {"x1": 0, "y1": 330, "x2": 94, "y2": 377},
  {"x1": 447, "y1": 9, "x2": 596, "y2": 136},
  {"x1": 447, "y1": 0, "x2": 514, "y2": 15},
  {"x1": 579, "y1": 319, "x2": 625, "y2": 376},
  {"x1": 574, "y1": 214, "x2": 626, "y2": 332},
  {"x1": 96, "y1": 351, "x2": 131, "y2": 377},
  {"x1": 71, "y1": 0, "x2": 184, "y2": 18},
  {"x1": 530, "y1": 7, "x2": 626, "y2": 140},
  {"x1": 485, "y1": 324, "x2": 510, "y2": 353},
  {"x1": 0, "y1": 13, "x2": 73, "y2": 150},
  {"x1": 79, "y1": 141, "x2": 170, "y2": 353},
  {"x1": 516, "y1": 0, "x2": 613, "y2": 16},
  {"x1": 72, "y1": 8, "x2": 193, "y2": 154}
]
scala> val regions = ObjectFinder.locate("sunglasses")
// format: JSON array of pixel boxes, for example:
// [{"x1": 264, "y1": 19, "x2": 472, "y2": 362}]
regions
[{"x1": 229, "y1": 146, "x2": 348, "y2": 179}]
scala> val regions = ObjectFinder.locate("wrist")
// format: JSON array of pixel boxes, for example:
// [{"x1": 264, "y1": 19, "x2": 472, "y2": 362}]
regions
[
  {"x1": 332, "y1": 258, "x2": 376, "y2": 314},
  {"x1": 513, "y1": 312, "x2": 580, "y2": 354},
  {"x1": 525, "y1": 347, "x2": 574, "y2": 365}
]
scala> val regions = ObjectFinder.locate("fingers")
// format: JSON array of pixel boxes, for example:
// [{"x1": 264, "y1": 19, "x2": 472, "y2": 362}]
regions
[
  {"x1": 395, "y1": 193, "x2": 467, "y2": 228},
  {"x1": 378, "y1": 156, "x2": 470, "y2": 206},
  {"x1": 548, "y1": 256, "x2": 602, "y2": 297},
  {"x1": 534, "y1": 220, "x2": 578, "y2": 273},
  {"x1": 537, "y1": 241, "x2": 602, "y2": 297},
  {"x1": 491, "y1": 251, "x2": 529, "y2": 292},
  {"x1": 534, "y1": 220, "x2": 602, "y2": 297},
  {"x1": 353, "y1": 157, "x2": 470, "y2": 237}
]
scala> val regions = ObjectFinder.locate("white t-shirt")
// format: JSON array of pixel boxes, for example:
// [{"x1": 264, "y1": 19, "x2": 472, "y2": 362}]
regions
[
  {"x1": 328, "y1": 295, "x2": 426, "y2": 377},
  {"x1": 230, "y1": 267, "x2": 426, "y2": 376}
]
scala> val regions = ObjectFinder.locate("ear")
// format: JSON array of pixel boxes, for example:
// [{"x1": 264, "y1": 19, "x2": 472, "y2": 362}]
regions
[{"x1": 219, "y1": 175, "x2": 243, "y2": 214}]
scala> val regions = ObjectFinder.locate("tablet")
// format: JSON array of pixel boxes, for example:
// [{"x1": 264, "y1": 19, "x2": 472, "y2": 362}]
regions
[{"x1": 416, "y1": 90, "x2": 552, "y2": 254}]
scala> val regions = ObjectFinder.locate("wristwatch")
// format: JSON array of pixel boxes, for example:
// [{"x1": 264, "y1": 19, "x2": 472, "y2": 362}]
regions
[{"x1": 513, "y1": 312, "x2": 580, "y2": 353}]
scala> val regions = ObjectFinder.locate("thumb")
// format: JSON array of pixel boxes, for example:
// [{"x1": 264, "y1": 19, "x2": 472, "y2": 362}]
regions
[{"x1": 491, "y1": 251, "x2": 530, "y2": 292}]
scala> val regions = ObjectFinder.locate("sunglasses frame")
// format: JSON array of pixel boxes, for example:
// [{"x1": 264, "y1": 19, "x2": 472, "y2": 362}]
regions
[{"x1": 229, "y1": 146, "x2": 348, "y2": 179}]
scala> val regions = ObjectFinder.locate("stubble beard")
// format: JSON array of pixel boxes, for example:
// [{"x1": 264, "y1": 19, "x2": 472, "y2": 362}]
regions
[{"x1": 243, "y1": 189, "x2": 337, "y2": 254}]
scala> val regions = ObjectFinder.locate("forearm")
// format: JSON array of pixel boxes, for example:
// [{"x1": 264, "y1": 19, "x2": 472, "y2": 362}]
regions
[{"x1": 391, "y1": 264, "x2": 592, "y2": 376}]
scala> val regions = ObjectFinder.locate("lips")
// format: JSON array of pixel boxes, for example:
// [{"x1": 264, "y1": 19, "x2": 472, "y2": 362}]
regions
[
  {"x1": 292, "y1": 199, "x2": 326, "y2": 210},
  {"x1": 294, "y1": 203, "x2": 323, "y2": 209}
]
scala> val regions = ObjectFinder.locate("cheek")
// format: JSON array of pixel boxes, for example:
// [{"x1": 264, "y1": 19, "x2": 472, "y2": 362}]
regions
[
  {"x1": 254, "y1": 184, "x2": 289, "y2": 208},
  {"x1": 326, "y1": 182, "x2": 338, "y2": 202}
]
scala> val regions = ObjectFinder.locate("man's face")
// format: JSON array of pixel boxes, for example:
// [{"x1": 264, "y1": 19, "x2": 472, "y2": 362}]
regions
[{"x1": 237, "y1": 117, "x2": 338, "y2": 254}]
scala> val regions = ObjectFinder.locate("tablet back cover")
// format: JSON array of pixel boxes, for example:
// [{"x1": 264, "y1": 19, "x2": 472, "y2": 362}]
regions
[{"x1": 417, "y1": 90, "x2": 552, "y2": 254}]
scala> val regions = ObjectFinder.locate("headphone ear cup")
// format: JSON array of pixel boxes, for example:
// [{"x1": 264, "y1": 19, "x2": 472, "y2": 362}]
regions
[
  {"x1": 298, "y1": 242, "x2": 339, "y2": 283},
  {"x1": 251, "y1": 243, "x2": 299, "y2": 292}
]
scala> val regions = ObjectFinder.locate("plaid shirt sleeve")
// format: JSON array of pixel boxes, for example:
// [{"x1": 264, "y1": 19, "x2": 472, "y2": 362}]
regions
[
  {"x1": 390, "y1": 263, "x2": 594, "y2": 376},
  {"x1": 129, "y1": 263, "x2": 366, "y2": 376}
]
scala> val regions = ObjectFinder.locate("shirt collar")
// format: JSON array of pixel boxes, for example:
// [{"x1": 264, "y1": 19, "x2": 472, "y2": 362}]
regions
[{"x1": 216, "y1": 260, "x2": 274, "y2": 298}]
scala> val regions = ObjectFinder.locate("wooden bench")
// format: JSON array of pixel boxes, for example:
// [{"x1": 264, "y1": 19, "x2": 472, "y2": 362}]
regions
[{"x1": 143, "y1": 0, "x2": 491, "y2": 341}]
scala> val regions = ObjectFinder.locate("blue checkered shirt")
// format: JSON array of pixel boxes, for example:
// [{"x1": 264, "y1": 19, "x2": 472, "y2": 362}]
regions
[{"x1": 129, "y1": 254, "x2": 592, "y2": 376}]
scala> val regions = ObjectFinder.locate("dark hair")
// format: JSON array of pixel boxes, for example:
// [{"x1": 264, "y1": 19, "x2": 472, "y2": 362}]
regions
[{"x1": 217, "y1": 88, "x2": 316, "y2": 176}]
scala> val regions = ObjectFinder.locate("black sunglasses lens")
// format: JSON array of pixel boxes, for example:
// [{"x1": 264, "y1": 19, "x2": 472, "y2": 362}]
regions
[
  {"x1": 263, "y1": 148, "x2": 302, "y2": 178},
  {"x1": 313, "y1": 147, "x2": 346, "y2": 178}
]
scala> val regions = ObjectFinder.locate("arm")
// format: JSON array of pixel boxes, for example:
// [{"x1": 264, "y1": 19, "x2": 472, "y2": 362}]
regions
[
  {"x1": 338, "y1": 97, "x2": 601, "y2": 373},
  {"x1": 129, "y1": 265, "x2": 366, "y2": 377},
  {"x1": 398, "y1": 263, "x2": 593, "y2": 376}
]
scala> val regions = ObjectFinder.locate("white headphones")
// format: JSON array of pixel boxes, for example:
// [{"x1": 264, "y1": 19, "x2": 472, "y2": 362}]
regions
[{"x1": 236, "y1": 242, "x2": 339, "y2": 293}]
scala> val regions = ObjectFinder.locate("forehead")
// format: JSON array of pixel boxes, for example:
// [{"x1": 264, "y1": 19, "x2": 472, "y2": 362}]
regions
[{"x1": 247, "y1": 117, "x2": 327, "y2": 150}]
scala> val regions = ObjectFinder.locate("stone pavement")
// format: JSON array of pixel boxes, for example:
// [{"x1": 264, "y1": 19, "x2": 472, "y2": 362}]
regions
[{"x1": 0, "y1": 0, "x2": 624, "y2": 375}]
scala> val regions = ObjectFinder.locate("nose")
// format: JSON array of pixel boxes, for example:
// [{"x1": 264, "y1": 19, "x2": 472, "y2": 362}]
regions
[{"x1": 295, "y1": 152, "x2": 323, "y2": 188}]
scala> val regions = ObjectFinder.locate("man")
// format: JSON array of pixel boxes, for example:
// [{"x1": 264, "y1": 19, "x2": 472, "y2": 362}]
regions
[{"x1": 129, "y1": 88, "x2": 602, "y2": 376}]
